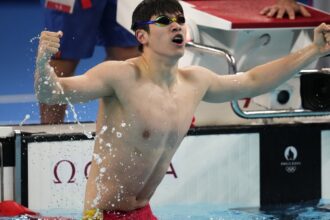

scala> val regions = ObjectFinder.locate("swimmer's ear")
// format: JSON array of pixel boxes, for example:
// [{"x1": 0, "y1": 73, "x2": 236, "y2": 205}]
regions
[{"x1": 135, "y1": 30, "x2": 148, "y2": 44}]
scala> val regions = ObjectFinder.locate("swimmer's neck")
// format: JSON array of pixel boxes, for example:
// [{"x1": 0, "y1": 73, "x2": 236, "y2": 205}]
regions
[{"x1": 140, "y1": 52, "x2": 179, "y2": 87}]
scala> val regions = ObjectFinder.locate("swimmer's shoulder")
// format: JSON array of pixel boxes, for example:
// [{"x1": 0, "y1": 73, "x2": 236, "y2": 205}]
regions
[
  {"x1": 100, "y1": 58, "x2": 139, "y2": 70},
  {"x1": 180, "y1": 65, "x2": 213, "y2": 74},
  {"x1": 179, "y1": 65, "x2": 213, "y2": 81},
  {"x1": 97, "y1": 58, "x2": 141, "y2": 79}
]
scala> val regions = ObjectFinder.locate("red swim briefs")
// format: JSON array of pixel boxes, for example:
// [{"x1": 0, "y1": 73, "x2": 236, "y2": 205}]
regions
[{"x1": 103, "y1": 204, "x2": 158, "y2": 220}]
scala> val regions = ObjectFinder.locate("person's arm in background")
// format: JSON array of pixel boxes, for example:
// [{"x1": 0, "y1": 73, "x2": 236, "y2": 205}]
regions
[{"x1": 260, "y1": 0, "x2": 311, "y2": 19}]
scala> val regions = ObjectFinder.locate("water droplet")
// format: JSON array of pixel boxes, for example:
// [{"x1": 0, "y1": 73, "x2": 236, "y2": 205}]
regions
[
  {"x1": 93, "y1": 154, "x2": 102, "y2": 165},
  {"x1": 100, "y1": 126, "x2": 108, "y2": 134},
  {"x1": 19, "y1": 114, "x2": 30, "y2": 126},
  {"x1": 116, "y1": 132, "x2": 122, "y2": 138},
  {"x1": 29, "y1": 35, "x2": 40, "y2": 43}
]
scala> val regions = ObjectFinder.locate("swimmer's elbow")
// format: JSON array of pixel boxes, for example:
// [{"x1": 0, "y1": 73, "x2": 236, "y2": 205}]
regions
[
  {"x1": 34, "y1": 87, "x2": 65, "y2": 104},
  {"x1": 35, "y1": 93, "x2": 58, "y2": 104},
  {"x1": 34, "y1": 80, "x2": 67, "y2": 104}
]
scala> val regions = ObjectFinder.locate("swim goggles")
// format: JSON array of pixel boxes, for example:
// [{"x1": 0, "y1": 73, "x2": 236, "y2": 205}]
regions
[{"x1": 133, "y1": 15, "x2": 186, "y2": 29}]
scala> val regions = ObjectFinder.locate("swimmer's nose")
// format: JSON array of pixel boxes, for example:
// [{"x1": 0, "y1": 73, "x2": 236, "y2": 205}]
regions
[{"x1": 170, "y1": 23, "x2": 182, "y2": 33}]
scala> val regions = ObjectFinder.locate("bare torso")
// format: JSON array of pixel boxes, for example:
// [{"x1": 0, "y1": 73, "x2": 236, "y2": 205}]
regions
[{"x1": 84, "y1": 58, "x2": 205, "y2": 211}]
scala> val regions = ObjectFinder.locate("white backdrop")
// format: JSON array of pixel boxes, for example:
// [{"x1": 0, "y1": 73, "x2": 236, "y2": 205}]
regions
[{"x1": 27, "y1": 134, "x2": 260, "y2": 212}]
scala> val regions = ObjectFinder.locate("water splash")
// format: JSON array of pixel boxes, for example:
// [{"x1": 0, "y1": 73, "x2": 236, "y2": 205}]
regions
[
  {"x1": 40, "y1": 67, "x2": 92, "y2": 138},
  {"x1": 100, "y1": 126, "x2": 108, "y2": 134},
  {"x1": 93, "y1": 153, "x2": 102, "y2": 165},
  {"x1": 66, "y1": 97, "x2": 93, "y2": 139},
  {"x1": 92, "y1": 177, "x2": 102, "y2": 208},
  {"x1": 57, "y1": 82, "x2": 64, "y2": 95},
  {"x1": 19, "y1": 114, "x2": 30, "y2": 126},
  {"x1": 29, "y1": 35, "x2": 40, "y2": 43}
]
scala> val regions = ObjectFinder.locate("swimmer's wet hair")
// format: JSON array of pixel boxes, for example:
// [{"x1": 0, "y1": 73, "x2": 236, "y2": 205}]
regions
[{"x1": 131, "y1": 0, "x2": 184, "y2": 51}]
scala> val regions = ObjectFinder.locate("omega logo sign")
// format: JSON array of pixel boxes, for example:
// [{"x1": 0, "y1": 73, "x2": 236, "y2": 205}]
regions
[
  {"x1": 280, "y1": 146, "x2": 302, "y2": 173},
  {"x1": 53, "y1": 160, "x2": 91, "y2": 184},
  {"x1": 53, "y1": 160, "x2": 178, "y2": 184}
]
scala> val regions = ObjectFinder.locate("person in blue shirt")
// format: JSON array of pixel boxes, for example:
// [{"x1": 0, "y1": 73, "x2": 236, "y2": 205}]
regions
[{"x1": 40, "y1": 0, "x2": 140, "y2": 124}]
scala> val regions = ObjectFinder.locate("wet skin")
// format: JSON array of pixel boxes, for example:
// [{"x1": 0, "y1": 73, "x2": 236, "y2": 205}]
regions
[
  {"x1": 34, "y1": 14, "x2": 330, "y2": 213},
  {"x1": 84, "y1": 57, "x2": 202, "y2": 211}
]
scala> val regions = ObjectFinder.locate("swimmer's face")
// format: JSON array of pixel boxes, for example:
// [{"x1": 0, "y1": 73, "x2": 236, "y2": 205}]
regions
[{"x1": 139, "y1": 13, "x2": 187, "y2": 58}]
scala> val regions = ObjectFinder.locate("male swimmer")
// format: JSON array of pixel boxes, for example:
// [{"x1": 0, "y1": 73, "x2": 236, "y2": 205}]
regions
[{"x1": 34, "y1": 0, "x2": 330, "y2": 219}]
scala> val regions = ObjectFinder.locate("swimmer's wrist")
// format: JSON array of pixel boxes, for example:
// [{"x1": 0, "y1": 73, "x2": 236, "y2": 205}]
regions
[
  {"x1": 36, "y1": 51, "x2": 53, "y2": 67},
  {"x1": 36, "y1": 56, "x2": 48, "y2": 67},
  {"x1": 310, "y1": 42, "x2": 326, "y2": 58},
  {"x1": 36, "y1": 56, "x2": 52, "y2": 73}
]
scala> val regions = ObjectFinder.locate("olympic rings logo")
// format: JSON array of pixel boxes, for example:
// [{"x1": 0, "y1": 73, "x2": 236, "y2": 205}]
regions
[{"x1": 285, "y1": 166, "x2": 297, "y2": 173}]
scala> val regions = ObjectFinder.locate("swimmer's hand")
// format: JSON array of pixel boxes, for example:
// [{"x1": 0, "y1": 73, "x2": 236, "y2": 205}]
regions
[
  {"x1": 36, "y1": 30, "x2": 63, "y2": 65},
  {"x1": 259, "y1": 0, "x2": 311, "y2": 20},
  {"x1": 313, "y1": 23, "x2": 330, "y2": 56}
]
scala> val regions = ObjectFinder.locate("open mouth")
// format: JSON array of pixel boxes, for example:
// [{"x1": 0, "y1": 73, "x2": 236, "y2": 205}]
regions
[{"x1": 172, "y1": 34, "x2": 184, "y2": 45}]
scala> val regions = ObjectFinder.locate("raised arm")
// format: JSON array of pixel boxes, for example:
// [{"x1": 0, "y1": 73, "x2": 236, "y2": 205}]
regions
[
  {"x1": 34, "y1": 31, "x2": 118, "y2": 104},
  {"x1": 260, "y1": 0, "x2": 311, "y2": 19},
  {"x1": 202, "y1": 23, "x2": 330, "y2": 103}
]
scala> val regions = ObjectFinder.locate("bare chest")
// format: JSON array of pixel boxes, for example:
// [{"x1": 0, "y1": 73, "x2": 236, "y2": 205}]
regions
[{"x1": 124, "y1": 88, "x2": 193, "y2": 145}]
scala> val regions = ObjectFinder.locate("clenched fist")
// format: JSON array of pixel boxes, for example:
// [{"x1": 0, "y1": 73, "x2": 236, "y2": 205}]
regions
[
  {"x1": 36, "y1": 30, "x2": 63, "y2": 64},
  {"x1": 314, "y1": 23, "x2": 330, "y2": 56}
]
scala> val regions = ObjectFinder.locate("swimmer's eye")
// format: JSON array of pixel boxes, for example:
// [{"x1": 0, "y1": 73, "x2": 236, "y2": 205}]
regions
[{"x1": 132, "y1": 15, "x2": 185, "y2": 29}]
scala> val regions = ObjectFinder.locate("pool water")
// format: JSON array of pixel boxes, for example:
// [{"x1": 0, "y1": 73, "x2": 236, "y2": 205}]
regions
[
  {"x1": 152, "y1": 203, "x2": 330, "y2": 220},
  {"x1": 154, "y1": 204, "x2": 277, "y2": 220},
  {"x1": 1, "y1": 202, "x2": 330, "y2": 220}
]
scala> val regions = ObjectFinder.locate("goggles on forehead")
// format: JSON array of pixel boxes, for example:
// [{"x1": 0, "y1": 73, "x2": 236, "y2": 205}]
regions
[{"x1": 133, "y1": 15, "x2": 186, "y2": 29}]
